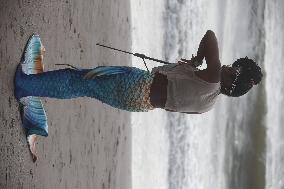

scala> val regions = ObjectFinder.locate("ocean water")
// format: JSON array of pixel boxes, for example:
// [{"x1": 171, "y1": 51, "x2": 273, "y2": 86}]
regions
[{"x1": 131, "y1": 0, "x2": 284, "y2": 189}]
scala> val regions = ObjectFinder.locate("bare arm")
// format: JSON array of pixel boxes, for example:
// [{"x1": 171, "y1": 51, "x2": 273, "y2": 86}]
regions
[
  {"x1": 193, "y1": 30, "x2": 221, "y2": 83},
  {"x1": 180, "y1": 30, "x2": 219, "y2": 61}
]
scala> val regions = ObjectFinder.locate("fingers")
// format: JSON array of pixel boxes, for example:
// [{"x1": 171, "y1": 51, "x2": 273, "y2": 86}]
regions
[
  {"x1": 179, "y1": 54, "x2": 197, "y2": 64},
  {"x1": 180, "y1": 59, "x2": 191, "y2": 64},
  {"x1": 179, "y1": 59, "x2": 192, "y2": 65},
  {"x1": 178, "y1": 60, "x2": 186, "y2": 65}
]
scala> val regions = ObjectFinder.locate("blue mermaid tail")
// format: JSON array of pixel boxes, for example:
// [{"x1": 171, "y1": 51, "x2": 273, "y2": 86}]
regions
[
  {"x1": 15, "y1": 34, "x2": 154, "y2": 161},
  {"x1": 14, "y1": 34, "x2": 47, "y2": 161}
]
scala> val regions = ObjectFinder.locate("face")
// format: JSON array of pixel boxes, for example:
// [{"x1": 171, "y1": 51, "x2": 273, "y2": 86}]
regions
[{"x1": 221, "y1": 65, "x2": 240, "y2": 90}]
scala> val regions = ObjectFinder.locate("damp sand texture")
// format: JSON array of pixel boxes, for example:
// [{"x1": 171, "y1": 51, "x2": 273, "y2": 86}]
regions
[{"x1": 0, "y1": 0, "x2": 132, "y2": 189}]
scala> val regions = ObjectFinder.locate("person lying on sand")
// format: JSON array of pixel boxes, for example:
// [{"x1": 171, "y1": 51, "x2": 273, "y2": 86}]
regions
[{"x1": 14, "y1": 30, "x2": 262, "y2": 161}]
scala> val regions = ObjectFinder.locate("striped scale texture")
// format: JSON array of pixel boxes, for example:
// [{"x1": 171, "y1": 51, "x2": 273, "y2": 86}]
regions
[{"x1": 16, "y1": 66, "x2": 154, "y2": 112}]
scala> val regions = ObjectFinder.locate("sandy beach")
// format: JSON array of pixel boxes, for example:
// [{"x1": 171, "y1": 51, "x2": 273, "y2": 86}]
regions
[{"x1": 0, "y1": 0, "x2": 132, "y2": 188}]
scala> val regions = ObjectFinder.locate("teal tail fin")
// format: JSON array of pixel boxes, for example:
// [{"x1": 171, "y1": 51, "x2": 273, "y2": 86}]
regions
[
  {"x1": 20, "y1": 96, "x2": 48, "y2": 162},
  {"x1": 16, "y1": 34, "x2": 48, "y2": 162},
  {"x1": 21, "y1": 34, "x2": 45, "y2": 74},
  {"x1": 20, "y1": 96, "x2": 48, "y2": 137}
]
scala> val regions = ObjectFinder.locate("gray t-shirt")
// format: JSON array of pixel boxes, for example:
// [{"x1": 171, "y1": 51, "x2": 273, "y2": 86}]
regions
[{"x1": 152, "y1": 64, "x2": 220, "y2": 113}]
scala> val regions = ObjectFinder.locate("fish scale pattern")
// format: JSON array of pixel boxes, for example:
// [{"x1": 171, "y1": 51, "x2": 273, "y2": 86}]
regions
[
  {"x1": 88, "y1": 67, "x2": 154, "y2": 112},
  {"x1": 16, "y1": 66, "x2": 154, "y2": 112}
]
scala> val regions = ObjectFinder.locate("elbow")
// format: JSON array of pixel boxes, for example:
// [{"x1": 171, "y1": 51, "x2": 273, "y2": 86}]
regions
[
  {"x1": 205, "y1": 30, "x2": 218, "y2": 45},
  {"x1": 206, "y1": 30, "x2": 215, "y2": 37}
]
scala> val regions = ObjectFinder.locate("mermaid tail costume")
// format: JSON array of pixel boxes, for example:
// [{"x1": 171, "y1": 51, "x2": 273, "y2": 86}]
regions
[{"x1": 14, "y1": 34, "x2": 154, "y2": 161}]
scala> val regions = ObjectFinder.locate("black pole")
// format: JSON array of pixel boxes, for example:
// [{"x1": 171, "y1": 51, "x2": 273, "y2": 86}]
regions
[
  {"x1": 96, "y1": 43, "x2": 174, "y2": 65},
  {"x1": 96, "y1": 43, "x2": 135, "y2": 56}
]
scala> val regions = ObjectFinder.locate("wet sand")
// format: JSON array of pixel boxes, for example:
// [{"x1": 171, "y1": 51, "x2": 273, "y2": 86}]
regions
[{"x1": 0, "y1": 0, "x2": 132, "y2": 188}]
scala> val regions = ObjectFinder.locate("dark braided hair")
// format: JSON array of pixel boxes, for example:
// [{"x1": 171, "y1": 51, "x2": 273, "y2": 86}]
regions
[{"x1": 221, "y1": 57, "x2": 263, "y2": 97}]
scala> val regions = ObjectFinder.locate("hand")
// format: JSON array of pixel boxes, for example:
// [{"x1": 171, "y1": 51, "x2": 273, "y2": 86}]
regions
[{"x1": 178, "y1": 54, "x2": 198, "y2": 66}]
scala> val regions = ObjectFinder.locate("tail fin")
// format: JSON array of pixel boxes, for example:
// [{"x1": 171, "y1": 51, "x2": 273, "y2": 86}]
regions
[
  {"x1": 16, "y1": 34, "x2": 48, "y2": 162},
  {"x1": 20, "y1": 96, "x2": 48, "y2": 137},
  {"x1": 20, "y1": 96, "x2": 48, "y2": 162},
  {"x1": 21, "y1": 34, "x2": 45, "y2": 74}
]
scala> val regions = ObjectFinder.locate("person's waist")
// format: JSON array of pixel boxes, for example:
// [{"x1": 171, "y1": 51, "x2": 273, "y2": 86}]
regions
[{"x1": 150, "y1": 73, "x2": 168, "y2": 108}]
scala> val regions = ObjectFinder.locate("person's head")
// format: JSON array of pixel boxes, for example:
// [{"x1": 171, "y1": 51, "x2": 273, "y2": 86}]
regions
[{"x1": 220, "y1": 57, "x2": 263, "y2": 97}]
